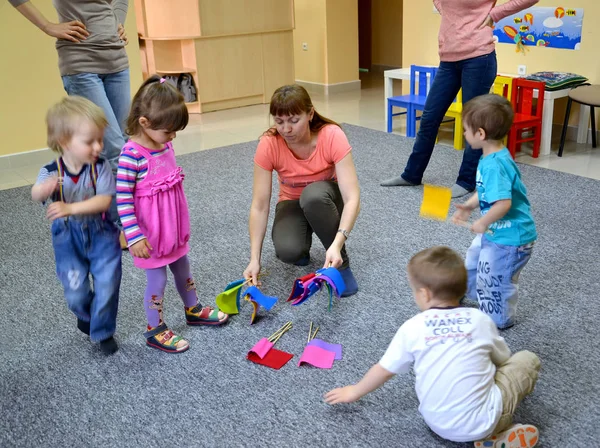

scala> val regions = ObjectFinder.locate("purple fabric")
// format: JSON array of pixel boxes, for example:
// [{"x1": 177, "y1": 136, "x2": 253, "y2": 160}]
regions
[
  {"x1": 308, "y1": 339, "x2": 343, "y2": 360},
  {"x1": 298, "y1": 345, "x2": 335, "y2": 369}
]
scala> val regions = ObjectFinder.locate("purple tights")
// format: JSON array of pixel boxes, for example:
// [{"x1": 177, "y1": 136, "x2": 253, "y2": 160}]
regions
[{"x1": 144, "y1": 255, "x2": 199, "y2": 328}]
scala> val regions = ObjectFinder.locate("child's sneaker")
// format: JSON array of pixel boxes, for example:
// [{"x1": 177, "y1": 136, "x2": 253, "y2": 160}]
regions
[
  {"x1": 144, "y1": 323, "x2": 189, "y2": 353},
  {"x1": 186, "y1": 304, "x2": 229, "y2": 326},
  {"x1": 474, "y1": 424, "x2": 539, "y2": 448}
]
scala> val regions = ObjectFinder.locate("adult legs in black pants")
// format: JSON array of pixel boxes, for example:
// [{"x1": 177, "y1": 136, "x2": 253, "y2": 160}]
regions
[
  {"x1": 271, "y1": 181, "x2": 358, "y2": 297},
  {"x1": 381, "y1": 52, "x2": 498, "y2": 197}
]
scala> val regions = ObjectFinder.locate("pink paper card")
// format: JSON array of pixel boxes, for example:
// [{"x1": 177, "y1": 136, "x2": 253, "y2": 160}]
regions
[
  {"x1": 248, "y1": 338, "x2": 273, "y2": 359},
  {"x1": 307, "y1": 339, "x2": 342, "y2": 360},
  {"x1": 297, "y1": 345, "x2": 335, "y2": 369},
  {"x1": 247, "y1": 348, "x2": 293, "y2": 370}
]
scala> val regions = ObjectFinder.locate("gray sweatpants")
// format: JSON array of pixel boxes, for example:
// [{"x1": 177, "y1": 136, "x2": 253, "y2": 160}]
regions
[{"x1": 272, "y1": 181, "x2": 349, "y2": 269}]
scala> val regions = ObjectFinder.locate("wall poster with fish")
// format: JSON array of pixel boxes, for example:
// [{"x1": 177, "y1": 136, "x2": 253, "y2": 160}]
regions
[{"x1": 493, "y1": 6, "x2": 584, "y2": 51}]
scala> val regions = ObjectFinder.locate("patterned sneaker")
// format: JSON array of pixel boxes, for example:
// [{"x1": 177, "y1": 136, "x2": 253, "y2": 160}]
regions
[
  {"x1": 186, "y1": 305, "x2": 229, "y2": 326},
  {"x1": 144, "y1": 323, "x2": 189, "y2": 353},
  {"x1": 474, "y1": 424, "x2": 539, "y2": 448}
]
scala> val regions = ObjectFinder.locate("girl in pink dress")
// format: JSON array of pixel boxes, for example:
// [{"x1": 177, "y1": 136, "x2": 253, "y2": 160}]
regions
[{"x1": 117, "y1": 75, "x2": 228, "y2": 353}]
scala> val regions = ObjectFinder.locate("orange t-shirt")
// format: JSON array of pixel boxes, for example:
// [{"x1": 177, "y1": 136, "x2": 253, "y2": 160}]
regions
[{"x1": 254, "y1": 124, "x2": 352, "y2": 202}]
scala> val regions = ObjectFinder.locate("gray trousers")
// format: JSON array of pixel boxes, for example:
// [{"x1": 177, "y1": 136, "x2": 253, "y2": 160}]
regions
[{"x1": 272, "y1": 181, "x2": 349, "y2": 269}]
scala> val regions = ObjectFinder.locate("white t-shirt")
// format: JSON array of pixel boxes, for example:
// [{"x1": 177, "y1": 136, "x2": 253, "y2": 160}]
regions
[{"x1": 379, "y1": 307, "x2": 511, "y2": 442}]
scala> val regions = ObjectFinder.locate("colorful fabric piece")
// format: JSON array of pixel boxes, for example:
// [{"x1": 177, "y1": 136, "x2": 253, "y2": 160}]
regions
[
  {"x1": 287, "y1": 273, "x2": 316, "y2": 302},
  {"x1": 245, "y1": 286, "x2": 278, "y2": 311},
  {"x1": 215, "y1": 279, "x2": 245, "y2": 315},
  {"x1": 307, "y1": 339, "x2": 343, "y2": 360},
  {"x1": 248, "y1": 338, "x2": 274, "y2": 359},
  {"x1": 289, "y1": 267, "x2": 346, "y2": 309},
  {"x1": 247, "y1": 348, "x2": 294, "y2": 370},
  {"x1": 246, "y1": 296, "x2": 260, "y2": 325},
  {"x1": 420, "y1": 184, "x2": 452, "y2": 221},
  {"x1": 525, "y1": 71, "x2": 588, "y2": 91},
  {"x1": 298, "y1": 345, "x2": 335, "y2": 369}
]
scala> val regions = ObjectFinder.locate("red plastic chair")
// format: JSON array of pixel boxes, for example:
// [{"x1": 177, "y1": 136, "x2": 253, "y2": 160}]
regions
[{"x1": 508, "y1": 79, "x2": 545, "y2": 158}]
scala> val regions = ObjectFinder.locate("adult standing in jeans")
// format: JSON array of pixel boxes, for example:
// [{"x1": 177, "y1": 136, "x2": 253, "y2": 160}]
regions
[
  {"x1": 381, "y1": 0, "x2": 538, "y2": 198},
  {"x1": 9, "y1": 0, "x2": 131, "y2": 240},
  {"x1": 243, "y1": 85, "x2": 360, "y2": 296}
]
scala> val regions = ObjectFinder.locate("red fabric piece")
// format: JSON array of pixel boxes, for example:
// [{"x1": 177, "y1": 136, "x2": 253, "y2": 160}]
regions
[{"x1": 247, "y1": 348, "x2": 293, "y2": 370}]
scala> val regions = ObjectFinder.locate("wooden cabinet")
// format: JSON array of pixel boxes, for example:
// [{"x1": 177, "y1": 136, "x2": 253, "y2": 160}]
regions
[{"x1": 134, "y1": 0, "x2": 295, "y2": 113}]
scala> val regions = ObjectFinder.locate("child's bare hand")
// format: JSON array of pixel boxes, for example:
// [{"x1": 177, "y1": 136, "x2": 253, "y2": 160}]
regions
[
  {"x1": 471, "y1": 219, "x2": 488, "y2": 234},
  {"x1": 130, "y1": 239, "x2": 152, "y2": 258},
  {"x1": 46, "y1": 201, "x2": 72, "y2": 220},
  {"x1": 40, "y1": 176, "x2": 61, "y2": 198},
  {"x1": 324, "y1": 385, "x2": 360, "y2": 405},
  {"x1": 451, "y1": 203, "x2": 473, "y2": 225}
]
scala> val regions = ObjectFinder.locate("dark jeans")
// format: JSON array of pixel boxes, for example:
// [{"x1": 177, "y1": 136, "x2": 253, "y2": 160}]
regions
[
  {"x1": 52, "y1": 217, "x2": 122, "y2": 342},
  {"x1": 401, "y1": 51, "x2": 498, "y2": 191},
  {"x1": 272, "y1": 181, "x2": 349, "y2": 269}
]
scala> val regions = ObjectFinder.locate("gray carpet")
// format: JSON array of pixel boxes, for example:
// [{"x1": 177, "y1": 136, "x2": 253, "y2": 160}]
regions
[{"x1": 1, "y1": 124, "x2": 598, "y2": 447}]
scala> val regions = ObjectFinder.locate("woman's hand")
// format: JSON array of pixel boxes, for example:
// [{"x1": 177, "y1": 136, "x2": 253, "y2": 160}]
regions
[
  {"x1": 478, "y1": 14, "x2": 493, "y2": 29},
  {"x1": 324, "y1": 245, "x2": 343, "y2": 269},
  {"x1": 244, "y1": 259, "x2": 262, "y2": 286},
  {"x1": 130, "y1": 239, "x2": 152, "y2": 259},
  {"x1": 44, "y1": 21, "x2": 89, "y2": 42},
  {"x1": 118, "y1": 24, "x2": 128, "y2": 45}
]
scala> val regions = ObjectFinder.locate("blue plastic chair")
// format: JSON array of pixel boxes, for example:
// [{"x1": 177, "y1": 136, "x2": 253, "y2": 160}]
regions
[{"x1": 387, "y1": 65, "x2": 437, "y2": 136}]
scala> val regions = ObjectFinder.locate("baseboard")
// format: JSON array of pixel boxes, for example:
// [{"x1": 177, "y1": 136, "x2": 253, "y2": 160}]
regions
[
  {"x1": 1, "y1": 123, "x2": 596, "y2": 171},
  {"x1": 295, "y1": 79, "x2": 361, "y2": 95},
  {"x1": 371, "y1": 64, "x2": 401, "y2": 73},
  {"x1": 0, "y1": 147, "x2": 53, "y2": 171},
  {"x1": 551, "y1": 123, "x2": 599, "y2": 145}
]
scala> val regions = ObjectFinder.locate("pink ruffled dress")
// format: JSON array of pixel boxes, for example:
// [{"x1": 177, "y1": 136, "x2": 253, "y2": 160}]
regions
[{"x1": 129, "y1": 141, "x2": 190, "y2": 269}]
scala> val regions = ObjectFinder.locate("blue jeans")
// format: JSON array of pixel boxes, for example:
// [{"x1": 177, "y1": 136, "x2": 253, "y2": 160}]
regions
[
  {"x1": 465, "y1": 234, "x2": 534, "y2": 329},
  {"x1": 52, "y1": 217, "x2": 122, "y2": 342},
  {"x1": 62, "y1": 69, "x2": 131, "y2": 224},
  {"x1": 401, "y1": 52, "x2": 497, "y2": 190}
]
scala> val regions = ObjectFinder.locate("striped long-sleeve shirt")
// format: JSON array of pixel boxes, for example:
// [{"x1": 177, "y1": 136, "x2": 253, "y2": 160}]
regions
[{"x1": 116, "y1": 143, "x2": 170, "y2": 246}]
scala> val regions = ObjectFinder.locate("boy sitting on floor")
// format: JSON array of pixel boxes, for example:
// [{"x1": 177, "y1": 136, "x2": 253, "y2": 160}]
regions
[{"x1": 325, "y1": 246, "x2": 541, "y2": 447}]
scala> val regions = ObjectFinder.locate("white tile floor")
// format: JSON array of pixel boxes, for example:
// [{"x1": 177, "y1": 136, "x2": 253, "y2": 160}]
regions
[{"x1": 1, "y1": 71, "x2": 598, "y2": 191}]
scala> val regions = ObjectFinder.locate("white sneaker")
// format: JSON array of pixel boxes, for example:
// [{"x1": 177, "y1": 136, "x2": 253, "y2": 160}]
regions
[{"x1": 474, "y1": 424, "x2": 539, "y2": 448}]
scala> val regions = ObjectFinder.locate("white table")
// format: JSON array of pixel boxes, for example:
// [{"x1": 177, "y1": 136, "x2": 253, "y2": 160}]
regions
[{"x1": 384, "y1": 67, "x2": 590, "y2": 156}]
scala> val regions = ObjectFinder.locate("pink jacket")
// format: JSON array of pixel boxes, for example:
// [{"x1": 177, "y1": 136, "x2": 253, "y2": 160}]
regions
[{"x1": 433, "y1": 0, "x2": 539, "y2": 62}]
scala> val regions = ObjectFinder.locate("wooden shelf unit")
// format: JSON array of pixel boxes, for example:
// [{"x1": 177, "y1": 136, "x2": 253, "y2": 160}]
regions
[{"x1": 134, "y1": 0, "x2": 295, "y2": 114}]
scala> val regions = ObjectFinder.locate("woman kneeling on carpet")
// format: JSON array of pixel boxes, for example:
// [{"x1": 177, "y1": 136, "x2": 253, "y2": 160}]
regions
[{"x1": 243, "y1": 85, "x2": 360, "y2": 296}]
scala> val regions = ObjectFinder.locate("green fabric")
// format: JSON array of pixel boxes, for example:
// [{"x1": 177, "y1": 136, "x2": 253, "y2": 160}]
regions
[
  {"x1": 215, "y1": 284, "x2": 243, "y2": 315},
  {"x1": 525, "y1": 72, "x2": 588, "y2": 91}
]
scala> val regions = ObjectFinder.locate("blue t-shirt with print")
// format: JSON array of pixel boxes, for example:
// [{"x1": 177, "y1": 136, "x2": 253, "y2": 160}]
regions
[{"x1": 476, "y1": 148, "x2": 536, "y2": 246}]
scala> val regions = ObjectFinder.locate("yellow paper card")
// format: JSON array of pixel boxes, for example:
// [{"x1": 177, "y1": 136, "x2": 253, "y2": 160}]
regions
[
  {"x1": 420, "y1": 184, "x2": 452, "y2": 221},
  {"x1": 215, "y1": 283, "x2": 244, "y2": 315}
]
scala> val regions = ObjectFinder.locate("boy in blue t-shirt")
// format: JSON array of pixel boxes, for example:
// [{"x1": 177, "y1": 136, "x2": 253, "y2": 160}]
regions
[
  {"x1": 452, "y1": 94, "x2": 536, "y2": 329},
  {"x1": 32, "y1": 96, "x2": 122, "y2": 354}
]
